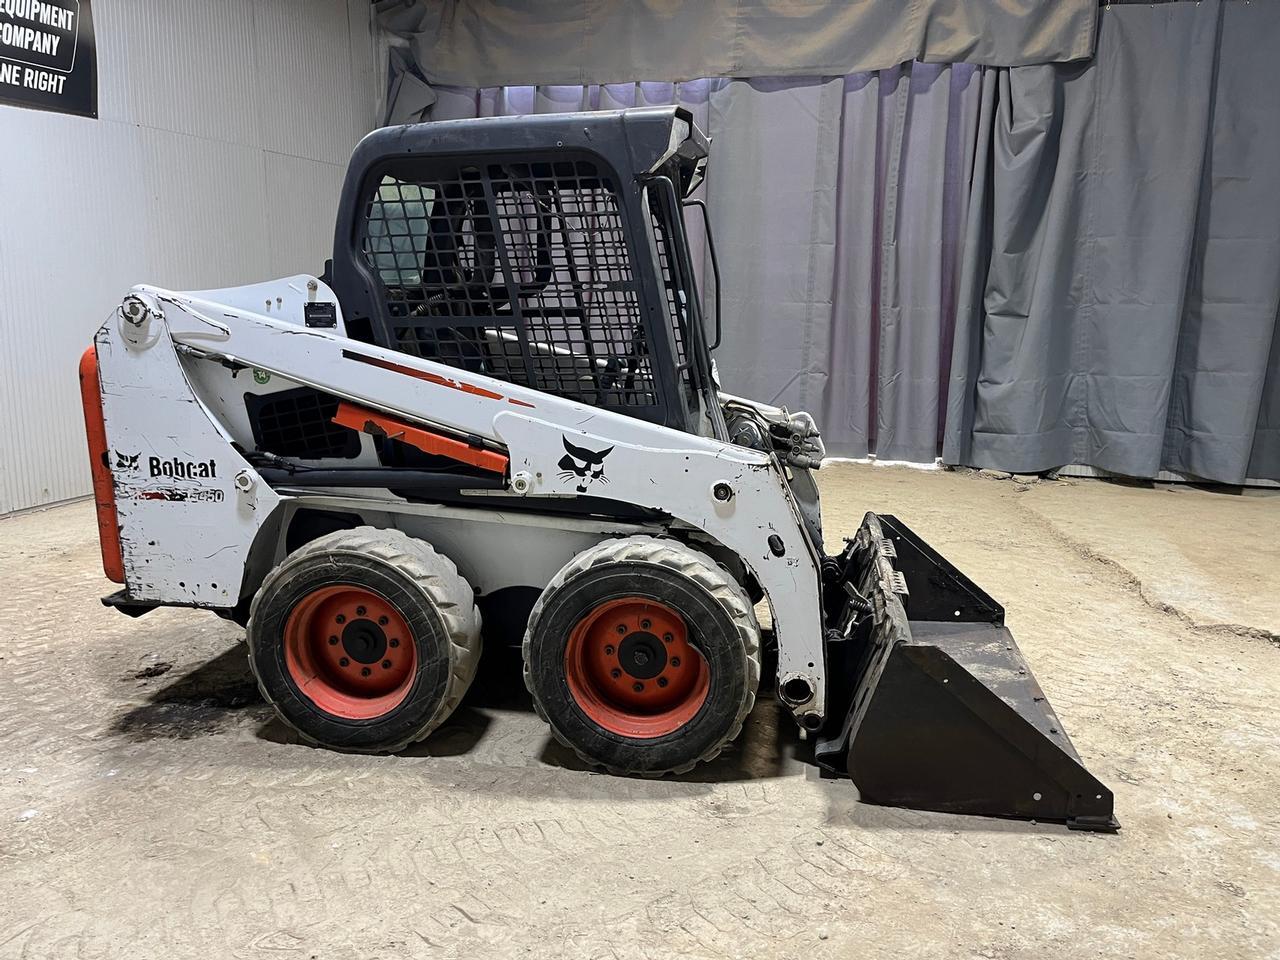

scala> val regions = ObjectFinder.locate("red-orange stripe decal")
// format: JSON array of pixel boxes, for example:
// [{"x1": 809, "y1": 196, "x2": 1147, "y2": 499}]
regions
[{"x1": 346, "y1": 351, "x2": 534, "y2": 408}]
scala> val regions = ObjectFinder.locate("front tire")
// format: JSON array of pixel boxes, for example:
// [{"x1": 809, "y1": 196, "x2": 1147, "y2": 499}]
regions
[
  {"x1": 523, "y1": 536, "x2": 761, "y2": 775},
  {"x1": 247, "y1": 527, "x2": 481, "y2": 752}
]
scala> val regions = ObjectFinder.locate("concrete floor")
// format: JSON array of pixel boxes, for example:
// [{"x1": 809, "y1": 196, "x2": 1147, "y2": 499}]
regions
[{"x1": 1, "y1": 465, "x2": 1277, "y2": 959}]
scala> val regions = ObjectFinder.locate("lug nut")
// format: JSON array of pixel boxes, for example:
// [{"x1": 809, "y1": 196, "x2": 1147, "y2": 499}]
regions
[
  {"x1": 389, "y1": 638, "x2": 400, "y2": 648},
  {"x1": 378, "y1": 616, "x2": 389, "y2": 626},
  {"x1": 381, "y1": 660, "x2": 392, "y2": 670},
  {"x1": 335, "y1": 614, "x2": 346, "y2": 624},
  {"x1": 604, "y1": 644, "x2": 615, "y2": 655},
  {"x1": 640, "y1": 619, "x2": 651, "y2": 630},
  {"x1": 658, "y1": 677, "x2": 669, "y2": 688},
  {"x1": 671, "y1": 657, "x2": 681, "y2": 667},
  {"x1": 361, "y1": 667, "x2": 372, "y2": 677},
  {"x1": 356, "y1": 606, "x2": 366, "y2": 617},
  {"x1": 663, "y1": 632, "x2": 674, "y2": 643},
  {"x1": 633, "y1": 682, "x2": 644, "y2": 693},
  {"x1": 615, "y1": 624, "x2": 626, "y2": 635},
  {"x1": 339, "y1": 657, "x2": 349, "y2": 667},
  {"x1": 610, "y1": 669, "x2": 622, "y2": 679},
  {"x1": 328, "y1": 635, "x2": 339, "y2": 645}
]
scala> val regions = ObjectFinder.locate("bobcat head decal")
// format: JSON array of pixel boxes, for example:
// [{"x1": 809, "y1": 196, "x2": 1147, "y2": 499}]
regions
[
  {"x1": 115, "y1": 451, "x2": 140, "y2": 471},
  {"x1": 558, "y1": 436, "x2": 614, "y2": 493}
]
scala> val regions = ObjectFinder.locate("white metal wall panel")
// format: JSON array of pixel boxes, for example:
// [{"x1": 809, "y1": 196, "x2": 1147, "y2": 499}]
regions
[
  {"x1": 0, "y1": 0, "x2": 377, "y2": 514},
  {"x1": 263, "y1": 151, "x2": 347, "y2": 279},
  {"x1": 254, "y1": 0, "x2": 363, "y2": 164},
  {"x1": 95, "y1": 0, "x2": 262, "y2": 144},
  {"x1": 138, "y1": 130, "x2": 273, "y2": 286},
  {"x1": 0, "y1": 111, "x2": 152, "y2": 514},
  {"x1": 346, "y1": 0, "x2": 377, "y2": 139}
]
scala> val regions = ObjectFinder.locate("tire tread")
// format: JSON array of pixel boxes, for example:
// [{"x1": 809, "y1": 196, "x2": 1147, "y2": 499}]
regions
[
  {"x1": 522, "y1": 536, "x2": 761, "y2": 776},
  {"x1": 247, "y1": 526, "x2": 481, "y2": 753}
]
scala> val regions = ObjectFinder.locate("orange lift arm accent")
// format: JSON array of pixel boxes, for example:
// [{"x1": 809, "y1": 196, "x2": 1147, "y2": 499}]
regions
[
  {"x1": 78, "y1": 346, "x2": 126, "y2": 583},
  {"x1": 332, "y1": 403, "x2": 509, "y2": 475}
]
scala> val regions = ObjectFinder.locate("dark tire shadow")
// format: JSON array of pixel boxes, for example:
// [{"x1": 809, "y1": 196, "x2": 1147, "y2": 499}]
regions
[
  {"x1": 110, "y1": 627, "x2": 801, "y2": 787},
  {"x1": 461, "y1": 642, "x2": 537, "y2": 711},
  {"x1": 111, "y1": 642, "x2": 266, "y2": 741}
]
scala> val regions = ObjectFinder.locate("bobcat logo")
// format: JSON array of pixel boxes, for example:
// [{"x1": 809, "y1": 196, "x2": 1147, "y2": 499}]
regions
[
  {"x1": 115, "y1": 451, "x2": 140, "y2": 471},
  {"x1": 558, "y1": 436, "x2": 613, "y2": 493}
]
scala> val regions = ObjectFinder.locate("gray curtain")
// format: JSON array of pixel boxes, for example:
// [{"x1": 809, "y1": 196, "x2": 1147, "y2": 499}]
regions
[
  {"x1": 376, "y1": 0, "x2": 1095, "y2": 91},
  {"x1": 396, "y1": 0, "x2": 1280, "y2": 480},
  {"x1": 425, "y1": 68, "x2": 983, "y2": 461},
  {"x1": 945, "y1": 0, "x2": 1280, "y2": 482}
]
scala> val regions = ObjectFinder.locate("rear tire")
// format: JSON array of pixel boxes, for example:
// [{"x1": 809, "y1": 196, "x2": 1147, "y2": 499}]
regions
[
  {"x1": 247, "y1": 527, "x2": 481, "y2": 752},
  {"x1": 523, "y1": 536, "x2": 761, "y2": 776}
]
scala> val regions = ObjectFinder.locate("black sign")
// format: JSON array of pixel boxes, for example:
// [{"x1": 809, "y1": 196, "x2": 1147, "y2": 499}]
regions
[{"x1": 0, "y1": 0, "x2": 96, "y2": 119}]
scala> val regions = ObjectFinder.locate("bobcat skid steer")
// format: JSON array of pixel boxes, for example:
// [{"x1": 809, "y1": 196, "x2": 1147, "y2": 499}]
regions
[{"x1": 80, "y1": 107, "x2": 1117, "y2": 831}]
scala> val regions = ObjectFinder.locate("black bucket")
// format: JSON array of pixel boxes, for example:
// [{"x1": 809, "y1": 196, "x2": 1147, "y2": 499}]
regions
[{"x1": 815, "y1": 513, "x2": 1118, "y2": 832}]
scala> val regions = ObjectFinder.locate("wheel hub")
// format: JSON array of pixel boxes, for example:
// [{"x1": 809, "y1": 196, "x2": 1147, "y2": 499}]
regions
[
  {"x1": 283, "y1": 585, "x2": 416, "y2": 720},
  {"x1": 342, "y1": 619, "x2": 387, "y2": 665},
  {"x1": 618, "y1": 631, "x2": 666, "y2": 679},
  {"x1": 563, "y1": 597, "x2": 709, "y2": 739}
]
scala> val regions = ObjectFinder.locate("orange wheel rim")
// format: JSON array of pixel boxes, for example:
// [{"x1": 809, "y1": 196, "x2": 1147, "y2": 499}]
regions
[
  {"x1": 283, "y1": 585, "x2": 417, "y2": 720},
  {"x1": 563, "y1": 597, "x2": 708, "y2": 739}
]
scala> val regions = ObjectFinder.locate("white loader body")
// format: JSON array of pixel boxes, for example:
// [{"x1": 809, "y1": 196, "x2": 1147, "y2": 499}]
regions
[{"x1": 93, "y1": 275, "x2": 831, "y2": 719}]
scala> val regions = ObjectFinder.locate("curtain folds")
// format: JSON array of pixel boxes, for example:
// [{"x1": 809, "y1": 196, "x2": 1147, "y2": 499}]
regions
[
  {"x1": 375, "y1": 0, "x2": 1095, "y2": 90},
  {"x1": 426, "y1": 68, "x2": 983, "y2": 462},
  {"x1": 945, "y1": 0, "x2": 1280, "y2": 482},
  {"x1": 404, "y1": 0, "x2": 1280, "y2": 482}
]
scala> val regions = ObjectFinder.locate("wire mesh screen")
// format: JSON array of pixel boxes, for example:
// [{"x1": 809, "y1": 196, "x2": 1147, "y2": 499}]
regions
[
  {"x1": 246, "y1": 388, "x2": 359, "y2": 460},
  {"x1": 360, "y1": 155, "x2": 659, "y2": 410}
]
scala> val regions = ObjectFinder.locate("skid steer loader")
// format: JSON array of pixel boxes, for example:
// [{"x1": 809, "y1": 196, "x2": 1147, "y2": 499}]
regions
[{"x1": 79, "y1": 107, "x2": 1116, "y2": 830}]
